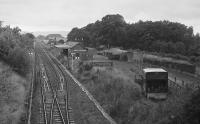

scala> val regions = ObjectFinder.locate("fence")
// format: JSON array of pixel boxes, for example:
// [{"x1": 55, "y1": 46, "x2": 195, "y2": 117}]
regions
[{"x1": 168, "y1": 76, "x2": 200, "y2": 91}]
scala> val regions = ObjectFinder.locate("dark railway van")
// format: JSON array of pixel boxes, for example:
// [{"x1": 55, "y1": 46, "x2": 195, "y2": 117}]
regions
[
  {"x1": 143, "y1": 56, "x2": 196, "y2": 74},
  {"x1": 142, "y1": 68, "x2": 168, "y2": 99}
]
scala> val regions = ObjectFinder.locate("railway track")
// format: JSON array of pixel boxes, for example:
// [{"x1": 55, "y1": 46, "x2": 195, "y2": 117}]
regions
[
  {"x1": 29, "y1": 42, "x2": 115, "y2": 124},
  {"x1": 33, "y1": 43, "x2": 74, "y2": 124}
]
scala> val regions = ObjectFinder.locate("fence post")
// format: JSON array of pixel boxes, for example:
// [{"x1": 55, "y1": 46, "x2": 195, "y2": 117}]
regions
[
  {"x1": 182, "y1": 80, "x2": 184, "y2": 87},
  {"x1": 174, "y1": 77, "x2": 176, "y2": 83},
  {"x1": 186, "y1": 83, "x2": 188, "y2": 89}
]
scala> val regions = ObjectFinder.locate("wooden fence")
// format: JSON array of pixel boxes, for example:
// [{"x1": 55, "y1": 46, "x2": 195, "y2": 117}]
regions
[{"x1": 168, "y1": 76, "x2": 200, "y2": 91}]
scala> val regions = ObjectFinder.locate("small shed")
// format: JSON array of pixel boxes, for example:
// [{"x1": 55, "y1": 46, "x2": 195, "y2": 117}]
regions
[
  {"x1": 55, "y1": 42, "x2": 95, "y2": 61},
  {"x1": 84, "y1": 47, "x2": 98, "y2": 60},
  {"x1": 55, "y1": 41, "x2": 85, "y2": 57},
  {"x1": 98, "y1": 45, "x2": 107, "y2": 50},
  {"x1": 84, "y1": 55, "x2": 113, "y2": 68}
]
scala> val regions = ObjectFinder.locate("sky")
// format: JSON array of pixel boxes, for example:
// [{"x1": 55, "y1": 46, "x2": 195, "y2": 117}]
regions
[{"x1": 0, "y1": 0, "x2": 200, "y2": 34}]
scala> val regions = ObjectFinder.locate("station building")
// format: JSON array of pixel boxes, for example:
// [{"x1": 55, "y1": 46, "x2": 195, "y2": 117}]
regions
[{"x1": 55, "y1": 41, "x2": 96, "y2": 61}]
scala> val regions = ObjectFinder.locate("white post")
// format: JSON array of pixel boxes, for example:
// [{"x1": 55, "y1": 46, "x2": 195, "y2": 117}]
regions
[{"x1": 60, "y1": 82, "x2": 63, "y2": 91}]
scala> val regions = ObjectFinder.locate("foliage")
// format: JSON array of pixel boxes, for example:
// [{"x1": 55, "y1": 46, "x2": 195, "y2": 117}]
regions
[
  {"x1": 0, "y1": 63, "x2": 28, "y2": 124},
  {"x1": 86, "y1": 71, "x2": 142, "y2": 123},
  {"x1": 67, "y1": 14, "x2": 200, "y2": 57},
  {"x1": 58, "y1": 39, "x2": 65, "y2": 44},
  {"x1": 179, "y1": 89, "x2": 200, "y2": 124},
  {"x1": 20, "y1": 33, "x2": 35, "y2": 49},
  {"x1": 77, "y1": 67, "x2": 191, "y2": 124},
  {"x1": 0, "y1": 22, "x2": 35, "y2": 76},
  {"x1": 83, "y1": 63, "x2": 93, "y2": 71}
]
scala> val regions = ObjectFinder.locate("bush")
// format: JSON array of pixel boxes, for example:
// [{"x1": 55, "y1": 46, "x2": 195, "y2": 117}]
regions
[
  {"x1": 83, "y1": 71, "x2": 142, "y2": 123},
  {"x1": 0, "y1": 24, "x2": 34, "y2": 76},
  {"x1": 84, "y1": 63, "x2": 93, "y2": 71},
  {"x1": 181, "y1": 89, "x2": 200, "y2": 124},
  {"x1": 7, "y1": 47, "x2": 30, "y2": 76},
  {"x1": 120, "y1": 54, "x2": 128, "y2": 61}
]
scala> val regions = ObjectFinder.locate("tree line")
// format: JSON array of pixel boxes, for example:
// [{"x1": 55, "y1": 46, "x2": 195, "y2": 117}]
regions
[
  {"x1": 67, "y1": 14, "x2": 200, "y2": 62},
  {"x1": 0, "y1": 21, "x2": 35, "y2": 76}
]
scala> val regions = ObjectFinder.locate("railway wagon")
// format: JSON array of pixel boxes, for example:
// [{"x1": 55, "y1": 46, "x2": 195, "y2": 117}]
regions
[
  {"x1": 142, "y1": 68, "x2": 168, "y2": 99},
  {"x1": 143, "y1": 55, "x2": 196, "y2": 74}
]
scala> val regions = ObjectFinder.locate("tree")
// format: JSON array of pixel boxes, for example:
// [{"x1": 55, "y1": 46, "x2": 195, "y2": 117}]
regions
[
  {"x1": 21, "y1": 33, "x2": 35, "y2": 49},
  {"x1": 0, "y1": 23, "x2": 34, "y2": 76},
  {"x1": 102, "y1": 14, "x2": 125, "y2": 25},
  {"x1": 58, "y1": 39, "x2": 65, "y2": 44},
  {"x1": 167, "y1": 42, "x2": 176, "y2": 53},
  {"x1": 67, "y1": 14, "x2": 200, "y2": 57},
  {"x1": 175, "y1": 42, "x2": 186, "y2": 54}
]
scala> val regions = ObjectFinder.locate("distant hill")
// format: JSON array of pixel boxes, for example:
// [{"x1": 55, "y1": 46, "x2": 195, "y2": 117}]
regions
[
  {"x1": 46, "y1": 34, "x2": 63, "y2": 38},
  {"x1": 33, "y1": 31, "x2": 69, "y2": 37}
]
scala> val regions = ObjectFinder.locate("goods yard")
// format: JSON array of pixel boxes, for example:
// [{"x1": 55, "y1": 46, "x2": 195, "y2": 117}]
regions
[{"x1": 26, "y1": 42, "x2": 114, "y2": 124}]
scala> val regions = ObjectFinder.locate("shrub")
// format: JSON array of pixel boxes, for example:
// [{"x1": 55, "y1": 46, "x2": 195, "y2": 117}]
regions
[
  {"x1": 181, "y1": 89, "x2": 200, "y2": 124},
  {"x1": 84, "y1": 63, "x2": 93, "y2": 71},
  {"x1": 83, "y1": 71, "x2": 142, "y2": 123},
  {"x1": 7, "y1": 47, "x2": 30, "y2": 76},
  {"x1": 0, "y1": 25, "x2": 34, "y2": 76}
]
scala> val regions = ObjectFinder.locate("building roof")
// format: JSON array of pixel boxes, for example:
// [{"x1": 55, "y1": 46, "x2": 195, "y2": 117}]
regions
[
  {"x1": 104, "y1": 48, "x2": 128, "y2": 55},
  {"x1": 55, "y1": 41, "x2": 80, "y2": 49},
  {"x1": 85, "y1": 47, "x2": 97, "y2": 50},
  {"x1": 66, "y1": 41, "x2": 80, "y2": 48},
  {"x1": 143, "y1": 68, "x2": 167, "y2": 73},
  {"x1": 55, "y1": 44, "x2": 70, "y2": 49},
  {"x1": 46, "y1": 34, "x2": 63, "y2": 38}
]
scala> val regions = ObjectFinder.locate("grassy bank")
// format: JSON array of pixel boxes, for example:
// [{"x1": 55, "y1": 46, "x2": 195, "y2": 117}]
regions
[{"x1": 0, "y1": 62, "x2": 31, "y2": 124}]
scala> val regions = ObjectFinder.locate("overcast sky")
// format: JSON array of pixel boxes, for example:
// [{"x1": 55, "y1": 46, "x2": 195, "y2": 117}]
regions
[{"x1": 0, "y1": 0, "x2": 200, "y2": 34}]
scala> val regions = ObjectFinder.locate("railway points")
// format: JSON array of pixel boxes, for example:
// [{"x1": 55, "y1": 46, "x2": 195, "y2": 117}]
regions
[{"x1": 28, "y1": 42, "x2": 74, "y2": 124}]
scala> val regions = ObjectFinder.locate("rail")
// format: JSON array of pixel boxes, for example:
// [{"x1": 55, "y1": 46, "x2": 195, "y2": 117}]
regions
[
  {"x1": 48, "y1": 49, "x2": 117, "y2": 124},
  {"x1": 38, "y1": 45, "x2": 70, "y2": 124},
  {"x1": 27, "y1": 50, "x2": 35, "y2": 124}
]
